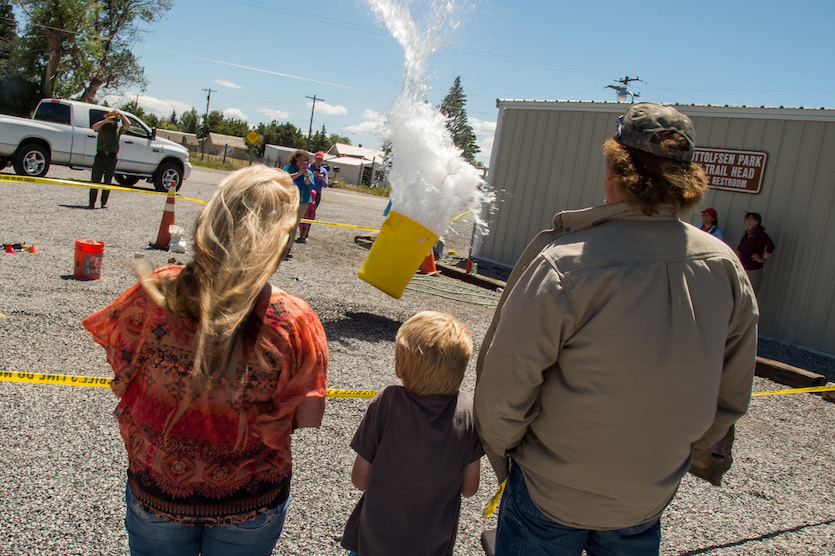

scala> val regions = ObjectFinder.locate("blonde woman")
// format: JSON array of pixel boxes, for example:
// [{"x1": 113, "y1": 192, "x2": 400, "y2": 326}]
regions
[{"x1": 84, "y1": 165, "x2": 329, "y2": 555}]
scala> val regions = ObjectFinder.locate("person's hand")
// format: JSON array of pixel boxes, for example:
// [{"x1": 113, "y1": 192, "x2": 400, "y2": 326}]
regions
[{"x1": 752, "y1": 254, "x2": 765, "y2": 263}]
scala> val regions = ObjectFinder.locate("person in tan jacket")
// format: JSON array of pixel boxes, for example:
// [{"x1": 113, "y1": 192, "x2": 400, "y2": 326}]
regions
[{"x1": 474, "y1": 103, "x2": 759, "y2": 555}]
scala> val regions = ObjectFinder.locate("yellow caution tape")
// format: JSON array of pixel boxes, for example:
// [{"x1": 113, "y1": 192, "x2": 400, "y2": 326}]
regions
[
  {"x1": 484, "y1": 479, "x2": 505, "y2": 518},
  {"x1": 751, "y1": 385, "x2": 835, "y2": 396},
  {"x1": 0, "y1": 173, "x2": 207, "y2": 203},
  {"x1": 299, "y1": 218, "x2": 380, "y2": 231},
  {"x1": 0, "y1": 371, "x2": 378, "y2": 398}
]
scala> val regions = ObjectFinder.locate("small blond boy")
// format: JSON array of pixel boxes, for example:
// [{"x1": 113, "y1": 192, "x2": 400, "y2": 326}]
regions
[{"x1": 341, "y1": 311, "x2": 483, "y2": 556}]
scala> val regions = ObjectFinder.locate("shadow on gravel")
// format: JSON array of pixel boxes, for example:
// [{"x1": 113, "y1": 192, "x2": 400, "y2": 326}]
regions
[
  {"x1": 58, "y1": 204, "x2": 95, "y2": 210},
  {"x1": 322, "y1": 311, "x2": 403, "y2": 344},
  {"x1": 676, "y1": 517, "x2": 835, "y2": 555}
]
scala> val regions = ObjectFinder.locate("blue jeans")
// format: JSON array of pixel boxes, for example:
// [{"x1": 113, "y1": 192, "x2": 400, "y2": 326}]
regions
[
  {"x1": 495, "y1": 464, "x2": 661, "y2": 556},
  {"x1": 125, "y1": 484, "x2": 289, "y2": 556}
]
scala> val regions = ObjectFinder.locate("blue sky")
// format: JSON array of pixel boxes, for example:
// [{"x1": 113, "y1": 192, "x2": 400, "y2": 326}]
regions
[{"x1": 104, "y1": 0, "x2": 834, "y2": 164}]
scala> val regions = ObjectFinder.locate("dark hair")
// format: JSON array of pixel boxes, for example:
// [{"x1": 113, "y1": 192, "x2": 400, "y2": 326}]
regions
[
  {"x1": 289, "y1": 149, "x2": 309, "y2": 166},
  {"x1": 603, "y1": 137, "x2": 707, "y2": 215},
  {"x1": 745, "y1": 212, "x2": 762, "y2": 226}
]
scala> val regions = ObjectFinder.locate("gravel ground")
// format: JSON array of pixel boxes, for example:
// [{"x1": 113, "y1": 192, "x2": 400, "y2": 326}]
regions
[{"x1": 1, "y1": 165, "x2": 833, "y2": 555}]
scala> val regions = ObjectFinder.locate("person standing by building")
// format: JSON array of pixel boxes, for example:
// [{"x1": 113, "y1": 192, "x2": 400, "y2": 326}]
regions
[
  {"x1": 89, "y1": 110, "x2": 129, "y2": 208},
  {"x1": 283, "y1": 150, "x2": 314, "y2": 255},
  {"x1": 474, "y1": 103, "x2": 759, "y2": 555},
  {"x1": 699, "y1": 207, "x2": 724, "y2": 240},
  {"x1": 299, "y1": 151, "x2": 328, "y2": 242},
  {"x1": 736, "y1": 212, "x2": 776, "y2": 294}
]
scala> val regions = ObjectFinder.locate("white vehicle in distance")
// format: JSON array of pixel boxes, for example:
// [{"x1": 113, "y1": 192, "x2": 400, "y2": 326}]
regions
[{"x1": 0, "y1": 98, "x2": 191, "y2": 191}]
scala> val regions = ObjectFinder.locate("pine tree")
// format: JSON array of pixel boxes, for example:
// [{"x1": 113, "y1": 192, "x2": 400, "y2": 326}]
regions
[{"x1": 438, "y1": 76, "x2": 480, "y2": 165}]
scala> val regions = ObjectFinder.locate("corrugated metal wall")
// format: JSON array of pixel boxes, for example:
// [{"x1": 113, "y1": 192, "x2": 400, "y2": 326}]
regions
[{"x1": 477, "y1": 101, "x2": 835, "y2": 355}]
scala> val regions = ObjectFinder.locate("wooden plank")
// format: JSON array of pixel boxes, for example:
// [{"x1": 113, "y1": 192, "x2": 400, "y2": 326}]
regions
[{"x1": 755, "y1": 356, "x2": 827, "y2": 388}]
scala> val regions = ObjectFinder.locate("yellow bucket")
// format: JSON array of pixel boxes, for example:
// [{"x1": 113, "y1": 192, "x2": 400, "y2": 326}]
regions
[{"x1": 358, "y1": 211, "x2": 438, "y2": 299}]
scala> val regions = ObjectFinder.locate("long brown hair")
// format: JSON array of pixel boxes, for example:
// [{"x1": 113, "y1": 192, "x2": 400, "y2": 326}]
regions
[{"x1": 604, "y1": 137, "x2": 707, "y2": 215}]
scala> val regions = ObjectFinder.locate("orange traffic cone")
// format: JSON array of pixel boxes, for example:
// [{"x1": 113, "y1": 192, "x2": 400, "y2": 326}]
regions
[
  {"x1": 5, "y1": 243, "x2": 14, "y2": 253},
  {"x1": 151, "y1": 180, "x2": 177, "y2": 249},
  {"x1": 419, "y1": 254, "x2": 438, "y2": 275},
  {"x1": 28, "y1": 244, "x2": 39, "y2": 254}
]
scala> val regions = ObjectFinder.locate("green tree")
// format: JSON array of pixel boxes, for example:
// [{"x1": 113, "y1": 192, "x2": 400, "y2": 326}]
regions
[
  {"x1": 254, "y1": 120, "x2": 305, "y2": 156},
  {"x1": 168, "y1": 109, "x2": 177, "y2": 126},
  {"x1": 328, "y1": 133, "x2": 351, "y2": 147},
  {"x1": 438, "y1": 75, "x2": 480, "y2": 164},
  {"x1": 118, "y1": 98, "x2": 145, "y2": 119},
  {"x1": 216, "y1": 117, "x2": 250, "y2": 137},
  {"x1": 16, "y1": 0, "x2": 93, "y2": 98},
  {"x1": 309, "y1": 124, "x2": 329, "y2": 153},
  {"x1": 0, "y1": 0, "x2": 17, "y2": 71},
  {"x1": 15, "y1": 0, "x2": 172, "y2": 100},
  {"x1": 0, "y1": 1, "x2": 41, "y2": 116},
  {"x1": 142, "y1": 112, "x2": 160, "y2": 128},
  {"x1": 179, "y1": 108, "x2": 199, "y2": 133}
]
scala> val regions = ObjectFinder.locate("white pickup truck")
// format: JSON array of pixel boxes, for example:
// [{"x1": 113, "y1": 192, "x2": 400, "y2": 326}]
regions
[{"x1": 0, "y1": 98, "x2": 191, "y2": 191}]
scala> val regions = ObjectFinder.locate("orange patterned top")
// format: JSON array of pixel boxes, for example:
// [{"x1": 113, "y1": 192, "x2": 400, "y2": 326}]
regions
[{"x1": 83, "y1": 266, "x2": 328, "y2": 526}]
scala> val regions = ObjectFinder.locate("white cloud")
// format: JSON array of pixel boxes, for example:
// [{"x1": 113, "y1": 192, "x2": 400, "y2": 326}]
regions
[
  {"x1": 258, "y1": 107, "x2": 291, "y2": 121},
  {"x1": 471, "y1": 117, "x2": 497, "y2": 164},
  {"x1": 102, "y1": 92, "x2": 193, "y2": 119},
  {"x1": 223, "y1": 107, "x2": 248, "y2": 121},
  {"x1": 346, "y1": 109, "x2": 386, "y2": 136},
  {"x1": 214, "y1": 79, "x2": 242, "y2": 89},
  {"x1": 306, "y1": 100, "x2": 348, "y2": 116}
]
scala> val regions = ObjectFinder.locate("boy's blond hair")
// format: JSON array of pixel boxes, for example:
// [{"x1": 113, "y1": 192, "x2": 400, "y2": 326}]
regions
[{"x1": 396, "y1": 311, "x2": 473, "y2": 396}]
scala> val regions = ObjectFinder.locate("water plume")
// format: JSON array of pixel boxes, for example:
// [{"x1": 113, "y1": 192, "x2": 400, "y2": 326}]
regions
[{"x1": 367, "y1": 0, "x2": 492, "y2": 237}]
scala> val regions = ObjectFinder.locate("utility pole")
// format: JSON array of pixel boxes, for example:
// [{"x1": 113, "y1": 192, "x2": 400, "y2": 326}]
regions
[
  {"x1": 306, "y1": 95, "x2": 323, "y2": 152},
  {"x1": 201, "y1": 88, "x2": 217, "y2": 157},
  {"x1": 605, "y1": 76, "x2": 643, "y2": 102}
]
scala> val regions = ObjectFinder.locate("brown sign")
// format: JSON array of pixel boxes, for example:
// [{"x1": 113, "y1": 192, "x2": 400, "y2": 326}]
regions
[{"x1": 693, "y1": 148, "x2": 768, "y2": 194}]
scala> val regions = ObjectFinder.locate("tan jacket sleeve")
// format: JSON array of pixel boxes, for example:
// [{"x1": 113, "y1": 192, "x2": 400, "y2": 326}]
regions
[
  {"x1": 474, "y1": 257, "x2": 573, "y2": 481},
  {"x1": 692, "y1": 261, "x2": 759, "y2": 458}
]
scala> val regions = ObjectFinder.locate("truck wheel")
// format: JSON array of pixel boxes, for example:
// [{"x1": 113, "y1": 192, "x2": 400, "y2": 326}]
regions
[
  {"x1": 153, "y1": 162, "x2": 182, "y2": 192},
  {"x1": 115, "y1": 174, "x2": 141, "y2": 186},
  {"x1": 13, "y1": 144, "x2": 50, "y2": 177}
]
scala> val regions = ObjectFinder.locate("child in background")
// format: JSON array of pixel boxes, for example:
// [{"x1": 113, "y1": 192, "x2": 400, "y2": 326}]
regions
[{"x1": 341, "y1": 311, "x2": 483, "y2": 556}]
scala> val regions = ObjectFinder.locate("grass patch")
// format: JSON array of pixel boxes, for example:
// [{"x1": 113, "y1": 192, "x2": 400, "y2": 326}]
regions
[
  {"x1": 330, "y1": 177, "x2": 391, "y2": 197},
  {"x1": 188, "y1": 151, "x2": 255, "y2": 171}
]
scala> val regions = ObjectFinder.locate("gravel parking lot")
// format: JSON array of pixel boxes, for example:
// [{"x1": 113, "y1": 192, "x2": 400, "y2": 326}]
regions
[{"x1": 1, "y1": 165, "x2": 833, "y2": 555}]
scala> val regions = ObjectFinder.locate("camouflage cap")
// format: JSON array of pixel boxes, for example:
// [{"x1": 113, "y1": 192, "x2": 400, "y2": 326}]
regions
[{"x1": 614, "y1": 102, "x2": 695, "y2": 162}]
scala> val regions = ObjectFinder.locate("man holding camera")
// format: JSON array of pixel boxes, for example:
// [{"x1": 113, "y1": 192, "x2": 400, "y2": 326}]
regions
[{"x1": 89, "y1": 110, "x2": 129, "y2": 208}]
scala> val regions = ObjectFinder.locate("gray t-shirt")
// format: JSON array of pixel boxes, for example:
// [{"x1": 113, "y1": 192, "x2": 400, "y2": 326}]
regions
[{"x1": 341, "y1": 386, "x2": 483, "y2": 556}]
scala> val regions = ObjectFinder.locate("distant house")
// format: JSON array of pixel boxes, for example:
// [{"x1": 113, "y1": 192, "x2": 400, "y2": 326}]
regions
[
  {"x1": 327, "y1": 142, "x2": 385, "y2": 162},
  {"x1": 263, "y1": 145, "x2": 300, "y2": 168},
  {"x1": 155, "y1": 129, "x2": 199, "y2": 150},
  {"x1": 202, "y1": 133, "x2": 249, "y2": 159}
]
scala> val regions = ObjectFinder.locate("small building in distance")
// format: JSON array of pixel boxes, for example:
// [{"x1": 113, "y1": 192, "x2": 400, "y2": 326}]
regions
[
  {"x1": 201, "y1": 132, "x2": 248, "y2": 159},
  {"x1": 154, "y1": 129, "x2": 199, "y2": 151}
]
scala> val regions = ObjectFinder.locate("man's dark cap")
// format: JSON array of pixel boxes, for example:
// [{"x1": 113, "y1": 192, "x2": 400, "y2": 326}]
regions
[{"x1": 615, "y1": 102, "x2": 695, "y2": 162}]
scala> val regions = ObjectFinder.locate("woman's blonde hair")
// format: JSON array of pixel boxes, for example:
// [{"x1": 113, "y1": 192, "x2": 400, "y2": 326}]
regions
[
  {"x1": 140, "y1": 165, "x2": 299, "y2": 386},
  {"x1": 396, "y1": 311, "x2": 473, "y2": 397},
  {"x1": 603, "y1": 136, "x2": 707, "y2": 215}
]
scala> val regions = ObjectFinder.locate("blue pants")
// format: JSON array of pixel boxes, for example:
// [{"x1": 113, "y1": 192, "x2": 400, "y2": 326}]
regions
[
  {"x1": 495, "y1": 465, "x2": 661, "y2": 556},
  {"x1": 125, "y1": 483, "x2": 289, "y2": 556}
]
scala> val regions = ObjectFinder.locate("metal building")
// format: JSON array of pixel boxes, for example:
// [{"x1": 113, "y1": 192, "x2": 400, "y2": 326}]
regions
[{"x1": 476, "y1": 100, "x2": 835, "y2": 356}]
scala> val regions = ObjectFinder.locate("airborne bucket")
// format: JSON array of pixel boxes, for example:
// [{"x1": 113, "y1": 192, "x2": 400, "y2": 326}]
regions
[{"x1": 358, "y1": 211, "x2": 438, "y2": 299}]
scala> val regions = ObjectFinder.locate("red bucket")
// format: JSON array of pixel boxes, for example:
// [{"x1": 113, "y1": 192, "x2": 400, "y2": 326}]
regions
[{"x1": 73, "y1": 239, "x2": 105, "y2": 280}]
